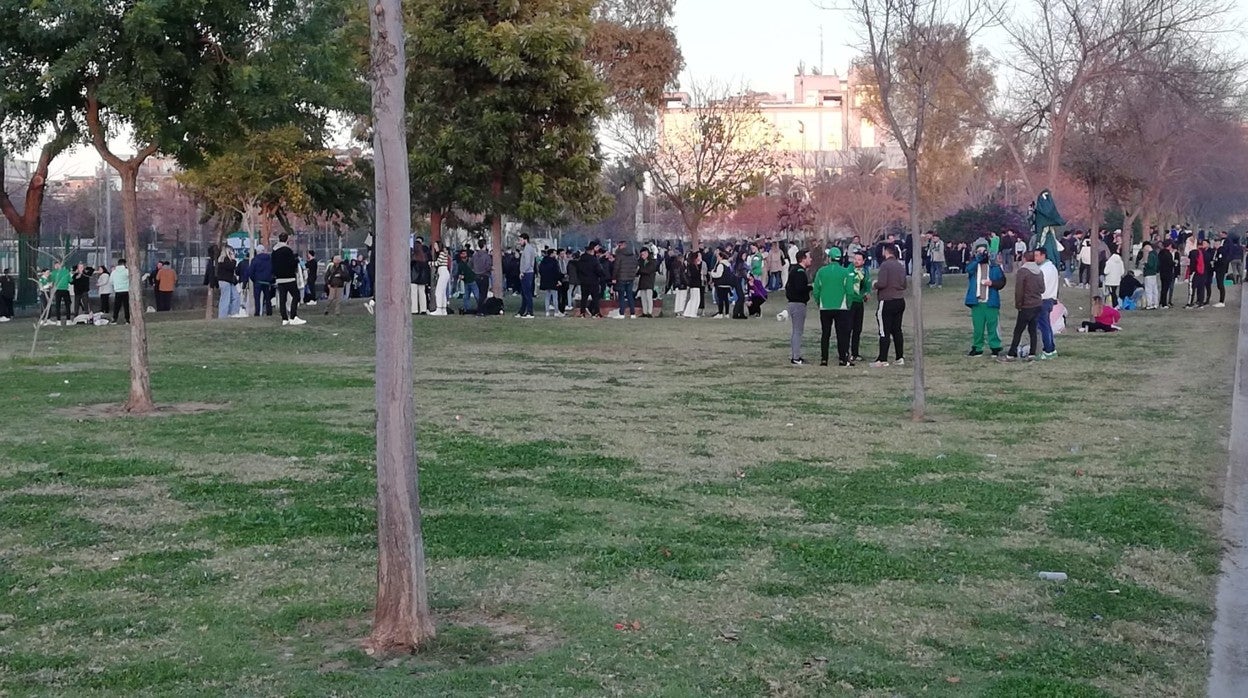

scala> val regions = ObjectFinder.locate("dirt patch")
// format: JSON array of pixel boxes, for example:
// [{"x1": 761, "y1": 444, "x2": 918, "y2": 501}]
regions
[
  {"x1": 55, "y1": 401, "x2": 229, "y2": 420},
  {"x1": 301, "y1": 607, "x2": 561, "y2": 673}
]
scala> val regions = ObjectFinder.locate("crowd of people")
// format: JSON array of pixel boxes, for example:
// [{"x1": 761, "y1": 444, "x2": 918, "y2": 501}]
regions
[{"x1": 4, "y1": 225, "x2": 1240, "y2": 363}]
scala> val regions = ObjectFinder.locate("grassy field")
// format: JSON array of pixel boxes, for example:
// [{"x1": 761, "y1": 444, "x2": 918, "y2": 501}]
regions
[{"x1": 0, "y1": 284, "x2": 1237, "y2": 697}]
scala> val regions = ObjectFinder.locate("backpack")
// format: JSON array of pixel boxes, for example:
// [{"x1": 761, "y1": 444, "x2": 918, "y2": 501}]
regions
[{"x1": 482, "y1": 297, "x2": 504, "y2": 316}]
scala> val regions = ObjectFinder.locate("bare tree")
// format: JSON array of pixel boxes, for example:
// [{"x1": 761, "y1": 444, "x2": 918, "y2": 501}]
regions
[
  {"x1": 618, "y1": 81, "x2": 783, "y2": 249},
  {"x1": 848, "y1": 0, "x2": 988, "y2": 420},
  {"x1": 1000, "y1": 0, "x2": 1239, "y2": 190},
  {"x1": 364, "y1": 0, "x2": 436, "y2": 656}
]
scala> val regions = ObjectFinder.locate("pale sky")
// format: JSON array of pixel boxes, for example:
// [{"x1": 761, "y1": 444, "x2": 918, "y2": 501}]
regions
[{"x1": 29, "y1": 0, "x2": 1248, "y2": 179}]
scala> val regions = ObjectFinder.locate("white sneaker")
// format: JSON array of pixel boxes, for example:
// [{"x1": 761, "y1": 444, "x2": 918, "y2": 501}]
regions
[
  {"x1": 306, "y1": 301, "x2": 317, "y2": 306},
  {"x1": 1215, "y1": 303, "x2": 1226, "y2": 308},
  {"x1": 1077, "y1": 326, "x2": 1088, "y2": 333},
  {"x1": 289, "y1": 317, "x2": 307, "y2": 326},
  {"x1": 515, "y1": 313, "x2": 524, "y2": 318},
  {"x1": 614, "y1": 314, "x2": 625, "y2": 320},
  {"x1": 0, "y1": 316, "x2": 9, "y2": 322},
  {"x1": 894, "y1": 358, "x2": 905, "y2": 366},
  {"x1": 282, "y1": 320, "x2": 290, "y2": 326},
  {"x1": 555, "y1": 312, "x2": 566, "y2": 318},
  {"x1": 365, "y1": 300, "x2": 375, "y2": 316}
]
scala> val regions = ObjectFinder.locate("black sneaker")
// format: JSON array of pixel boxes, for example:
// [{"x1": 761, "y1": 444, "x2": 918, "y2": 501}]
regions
[
  {"x1": 791, "y1": 358, "x2": 806, "y2": 365},
  {"x1": 852, "y1": 355, "x2": 863, "y2": 362},
  {"x1": 819, "y1": 360, "x2": 828, "y2": 367},
  {"x1": 991, "y1": 349, "x2": 1001, "y2": 357},
  {"x1": 967, "y1": 349, "x2": 983, "y2": 357},
  {"x1": 838, "y1": 360, "x2": 850, "y2": 367}
]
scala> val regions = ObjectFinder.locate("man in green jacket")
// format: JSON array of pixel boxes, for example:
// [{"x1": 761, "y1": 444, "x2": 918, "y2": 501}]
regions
[
  {"x1": 812, "y1": 247, "x2": 854, "y2": 366},
  {"x1": 847, "y1": 250, "x2": 871, "y2": 362},
  {"x1": 50, "y1": 261, "x2": 72, "y2": 324}
]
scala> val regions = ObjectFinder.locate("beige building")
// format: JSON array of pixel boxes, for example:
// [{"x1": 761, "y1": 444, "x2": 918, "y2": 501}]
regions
[{"x1": 660, "y1": 68, "x2": 903, "y2": 181}]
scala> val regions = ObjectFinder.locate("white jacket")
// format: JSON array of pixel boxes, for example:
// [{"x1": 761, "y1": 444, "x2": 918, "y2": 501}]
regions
[{"x1": 1104, "y1": 254, "x2": 1125, "y2": 286}]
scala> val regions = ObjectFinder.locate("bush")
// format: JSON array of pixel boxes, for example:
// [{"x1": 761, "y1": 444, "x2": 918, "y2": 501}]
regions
[{"x1": 934, "y1": 203, "x2": 1028, "y2": 244}]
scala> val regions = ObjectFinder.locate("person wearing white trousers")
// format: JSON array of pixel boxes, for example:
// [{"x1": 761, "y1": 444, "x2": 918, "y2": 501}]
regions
[
  {"x1": 433, "y1": 267, "x2": 450, "y2": 315},
  {"x1": 682, "y1": 287, "x2": 701, "y2": 318},
  {"x1": 411, "y1": 283, "x2": 428, "y2": 314}
]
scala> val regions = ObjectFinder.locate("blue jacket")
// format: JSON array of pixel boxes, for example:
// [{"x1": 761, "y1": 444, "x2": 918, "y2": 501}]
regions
[
  {"x1": 965, "y1": 259, "x2": 1006, "y2": 308},
  {"x1": 249, "y1": 253, "x2": 274, "y2": 285}
]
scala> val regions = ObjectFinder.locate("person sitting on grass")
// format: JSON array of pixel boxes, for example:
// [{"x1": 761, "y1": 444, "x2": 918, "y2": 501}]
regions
[{"x1": 1078, "y1": 296, "x2": 1122, "y2": 333}]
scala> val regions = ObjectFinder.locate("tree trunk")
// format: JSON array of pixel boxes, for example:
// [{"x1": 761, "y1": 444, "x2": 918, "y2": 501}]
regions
[
  {"x1": 14, "y1": 226, "x2": 39, "y2": 305},
  {"x1": 365, "y1": 0, "x2": 436, "y2": 657},
  {"x1": 430, "y1": 210, "x2": 442, "y2": 244},
  {"x1": 490, "y1": 177, "x2": 504, "y2": 299},
  {"x1": 119, "y1": 167, "x2": 156, "y2": 413},
  {"x1": 906, "y1": 161, "x2": 926, "y2": 421}
]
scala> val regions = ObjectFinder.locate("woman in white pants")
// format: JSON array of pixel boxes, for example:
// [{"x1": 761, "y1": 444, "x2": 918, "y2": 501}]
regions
[
  {"x1": 431, "y1": 241, "x2": 451, "y2": 315},
  {"x1": 682, "y1": 252, "x2": 703, "y2": 318},
  {"x1": 410, "y1": 247, "x2": 430, "y2": 314}
]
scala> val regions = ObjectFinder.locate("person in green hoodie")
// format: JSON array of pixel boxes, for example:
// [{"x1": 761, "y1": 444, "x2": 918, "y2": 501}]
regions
[
  {"x1": 847, "y1": 250, "x2": 871, "y2": 362},
  {"x1": 49, "y1": 261, "x2": 72, "y2": 324},
  {"x1": 812, "y1": 247, "x2": 854, "y2": 366},
  {"x1": 964, "y1": 242, "x2": 1007, "y2": 357},
  {"x1": 1140, "y1": 241, "x2": 1159, "y2": 309}
]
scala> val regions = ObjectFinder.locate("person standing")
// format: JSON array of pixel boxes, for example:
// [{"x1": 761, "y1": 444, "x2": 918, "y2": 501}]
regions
[
  {"x1": 847, "y1": 251, "x2": 871, "y2": 363},
  {"x1": 1213, "y1": 238, "x2": 1231, "y2": 308},
  {"x1": 471, "y1": 240, "x2": 492, "y2": 313},
  {"x1": 813, "y1": 247, "x2": 854, "y2": 366},
  {"x1": 1034, "y1": 247, "x2": 1059, "y2": 360},
  {"x1": 682, "y1": 251, "x2": 704, "y2": 319},
  {"x1": 710, "y1": 250, "x2": 734, "y2": 319},
  {"x1": 249, "y1": 245, "x2": 274, "y2": 316},
  {"x1": 409, "y1": 246, "x2": 430, "y2": 315},
  {"x1": 271, "y1": 233, "x2": 304, "y2": 325},
  {"x1": 613, "y1": 240, "x2": 639, "y2": 319},
  {"x1": 111, "y1": 259, "x2": 131, "y2": 324},
  {"x1": 577, "y1": 242, "x2": 605, "y2": 318},
  {"x1": 429, "y1": 241, "x2": 451, "y2": 316},
  {"x1": 1141, "y1": 242, "x2": 1160, "y2": 309},
  {"x1": 539, "y1": 248, "x2": 564, "y2": 317},
  {"x1": 95, "y1": 264, "x2": 112, "y2": 316},
  {"x1": 964, "y1": 243, "x2": 1006, "y2": 357},
  {"x1": 1004, "y1": 250, "x2": 1044, "y2": 361},
  {"x1": 1188, "y1": 238, "x2": 1214, "y2": 308},
  {"x1": 50, "y1": 261, "x2": 71, "y2": 324},
  {"x1": 456, "y1": 249, "x2": 479, "y2": 314},
  {"x1": 927, "y1": 233, "x2": 946, "y2": 288},
  {"x1": 215, "y1": 247, "x2": 241, "y2": 319},
  {"x1": 557, "y1": 249, "x2": 572, "y2": 313},
  {"x1": 71, "y1": 263, "x2": 92, "y2": 315},
  {"x1": 303, "y1": 251, "x2": 319, "y2": 306},
  {"x1": 871, "y1": 244, "x2": 907, "y2": 367},
  {"x1": 0, "y1": 268, "x2": 14, "y2": 321},
  {"x1": 517, "y1": 233, "x2": 537, "y2": 318},
  {"x1": 324, "y1": 255, "x2": 349, "y2": 316},
  {"x1": 1158, "y1": 241, "x2": 1179, "y2": 308},
  {"x1": 636, "y1": 248, "x2": 657, "y2": 318},
  {"x1": 154, "y1": 261, "x2": 177, "y2": 311},
  {"x1": 1103, "y1": 251, "x2": 1124, "y2": 307},
  {"x1": 785, "y1": 250, "x2": 812, "y2": 365}
]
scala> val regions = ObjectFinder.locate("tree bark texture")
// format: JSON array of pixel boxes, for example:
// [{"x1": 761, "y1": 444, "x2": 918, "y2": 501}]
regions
[
  {"x1": 906, "y1": 163, "x2": 926, "y2": 421},
  {"x1": 365, "y1": 0, "x2": 436, "y2": 657},
  {"x1": 490, "y1": 177, "x2": 504, "y2": 299}
]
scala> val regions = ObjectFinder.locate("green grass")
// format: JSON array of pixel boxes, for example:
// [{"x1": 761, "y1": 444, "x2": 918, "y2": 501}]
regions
[{"x1": 0, "y1": 285, "x2": 1236, "y2": 696}]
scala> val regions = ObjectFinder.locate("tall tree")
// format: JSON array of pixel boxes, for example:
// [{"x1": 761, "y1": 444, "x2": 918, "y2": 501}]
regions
[
  {"x1": 849, "y1": 0, "x2": 987, "y2": 420},
  {"x1": 1000, "y1": 0, "x2": 1235, "y2": 189},
  {"x1": 624, "y1": 82, "x2": 783, "y2": 250},
  {"x1": 406, "y1": 0, "x2": 611, "y2": 297},
  {"x1": 36, "y1": 0, "x2": 355, "y2": 412},
  {"x1": 0, "y1": 6, "x2": 84, "y2": 304},
  {"x1": 586, "y1": 0, "x2": 683, "y2": 126},
  {"x1": 365, "y1": 0, "x2": 436, "y2": 656}
]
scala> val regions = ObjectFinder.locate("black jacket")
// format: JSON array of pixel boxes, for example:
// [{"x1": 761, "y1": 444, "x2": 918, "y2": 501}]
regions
[
  {"x1": 271, "y1": 244, "x2": 299, "y2": 280},
  {"x1": 0, "y1": 274, "x2": 14, "y2": 299},
  {"x1": 785, "y1": 265, "x2": 811, "y2": 303},
  {"x1": 215, "y1": 258, "x2": 238, "y2": 285},
  {"x1": 576, "y1": 253, "x2": 603, "y2": 287},
  {"x1": 538, "y1": 255, "x2": 562, "y2": 290},
  {"x1": 636, "y1": 258, "x2": 657, "y2": 291},
  {"x1": 410, "y1": 260, "x2": 431, "y2": 285}
]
